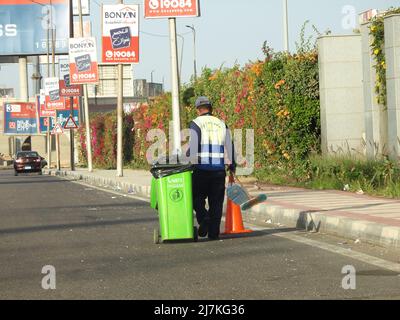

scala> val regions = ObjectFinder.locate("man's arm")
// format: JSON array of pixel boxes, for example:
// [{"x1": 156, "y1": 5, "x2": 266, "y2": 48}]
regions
[{"x1": 187, "y1": 121, "x2": 201, "y2": 164}]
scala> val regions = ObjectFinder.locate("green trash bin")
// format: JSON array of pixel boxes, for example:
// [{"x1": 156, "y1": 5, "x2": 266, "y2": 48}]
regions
[{"x1": 150, "y1": 163, "x2": 198, "y2": 244}]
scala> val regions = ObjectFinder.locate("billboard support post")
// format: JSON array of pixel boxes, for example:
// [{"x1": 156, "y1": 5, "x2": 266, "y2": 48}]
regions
[
  {"x1": 51, "y1": 17, "x2": 61, "y2": 171},
  {"x1": 169, "y1": 18, "x2": 182, "y2": 157},
  {"x1": 77, "y1": 0, "x2": 93, "y2": 173},
  {"x1": 116, "y1": 0, "x2": 124, "y2": 178},
  {"x1": 69, "y1": 0, "x2": 75, "y2": 171}
]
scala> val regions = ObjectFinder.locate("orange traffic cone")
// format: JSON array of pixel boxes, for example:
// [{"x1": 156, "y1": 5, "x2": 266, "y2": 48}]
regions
[{"x1": 223, "y1": 174, "x2": 253, "y2": 235}]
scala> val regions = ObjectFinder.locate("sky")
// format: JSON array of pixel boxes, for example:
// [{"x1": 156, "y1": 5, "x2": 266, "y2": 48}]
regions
[{"x1": 0, "y1": 0, "x2": 399, "y2": 97}]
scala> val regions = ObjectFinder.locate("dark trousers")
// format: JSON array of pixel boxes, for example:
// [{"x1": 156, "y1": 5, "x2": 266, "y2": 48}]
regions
[{"x1": 192, "y1": 169, "x2": 226, "y2": 238}]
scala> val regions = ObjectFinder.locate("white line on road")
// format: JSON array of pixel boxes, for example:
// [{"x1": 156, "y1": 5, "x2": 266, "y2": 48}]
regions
[
  {"x1": 63, "y1": 176, "x2": 400, "y2": 273},
  {"x1": 247, "y1": 224, "x2": 400, "y2": 273}
]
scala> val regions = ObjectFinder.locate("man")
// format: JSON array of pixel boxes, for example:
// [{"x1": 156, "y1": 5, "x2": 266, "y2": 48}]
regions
[{"x1": 188, "y1": 96, "x2": 235, "y2": 240}]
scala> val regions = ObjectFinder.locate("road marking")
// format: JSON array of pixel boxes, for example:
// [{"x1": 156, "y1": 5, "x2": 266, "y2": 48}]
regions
[
  {"x1": 246, "y1": 223, "x2": 400, "y2": 273},
  {"x1": 56, "y1": 175, "x2": 400, "y2": 273}
]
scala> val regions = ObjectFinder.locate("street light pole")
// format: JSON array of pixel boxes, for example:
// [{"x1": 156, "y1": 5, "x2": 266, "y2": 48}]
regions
[
  {"x1": 283, "y1": 0, "x2": 289, "y2": 52},
  {"x1": 186, "y1": 25, "x2": 197, "y2": 81}
]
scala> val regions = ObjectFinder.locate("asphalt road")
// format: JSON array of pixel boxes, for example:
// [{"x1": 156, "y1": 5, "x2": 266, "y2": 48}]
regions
[{"x1": 0, "y1": 170, "x2": 399, "y2": 300}]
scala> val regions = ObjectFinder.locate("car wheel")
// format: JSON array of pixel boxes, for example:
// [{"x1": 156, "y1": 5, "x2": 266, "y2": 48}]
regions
[{"x1": 14, "y1": 171, "x2": 18, "y2": 176}]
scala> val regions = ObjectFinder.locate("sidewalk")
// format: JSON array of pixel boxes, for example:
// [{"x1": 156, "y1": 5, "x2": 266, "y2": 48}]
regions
[{"x1": 44, "y1": 168, "x2": 400, "y2": 249}]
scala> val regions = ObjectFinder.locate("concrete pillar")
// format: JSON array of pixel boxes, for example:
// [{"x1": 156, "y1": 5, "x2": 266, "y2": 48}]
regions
[
  {"x1": 360, "y1": 22, "x2": 388, "y2": 159},
  {"x1": 18, "y1": 57, "x2": 29, "y2": 101},
  {"x1": 384, "y1": 14, "x2": 400, "y2": 160},
  {"x1": 318, "y1": 35, "x2": 365, "y2": 156}
]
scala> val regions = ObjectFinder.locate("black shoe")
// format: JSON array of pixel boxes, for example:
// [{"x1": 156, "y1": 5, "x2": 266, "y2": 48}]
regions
[
  {"x1": 208, "y1": 235, "x2": 220, "y2": 241},
  {"x1": 198, "y1": 220, "x2": 209, "y2": 238}
]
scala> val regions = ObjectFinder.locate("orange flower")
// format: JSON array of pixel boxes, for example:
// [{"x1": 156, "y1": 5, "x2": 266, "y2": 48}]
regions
[{"x1": 274, "y1": 79, "x2": 286, "y2": 89}]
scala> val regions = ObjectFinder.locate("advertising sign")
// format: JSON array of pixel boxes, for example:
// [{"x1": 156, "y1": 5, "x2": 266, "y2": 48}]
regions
[
  {"x1": 44, "y1": 77, "x2": 60, "y2": 101},
  {"x1": 144, "y1": 0, "x2": 200, "y2": 18},
  {"x1": 45, "y1": 96, "x2": 79, "y2": 111},
  {"x1": 37, "y1": 95, "x2": 56, "y2": 118},
  {"x1": 59, "y1": 59, "x2": 83, "y2": 96},
  {"x1": 4, "y1": 102, "x2": 38, "y2": 135},
  {"x1": 69, "y1": 37, "x2": 99, "y2": 84},
  {"x1": 0, "y1": 0, "x2": 69, "y2": 56},
  {"x1": 102, "y1": 4, "x2": 139, "y2": 63},
  {"x1": 40, "y1": 109, "x2": 80, "y2": 133}
]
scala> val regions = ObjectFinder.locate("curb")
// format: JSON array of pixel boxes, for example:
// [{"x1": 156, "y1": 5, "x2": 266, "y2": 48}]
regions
[
  {"x1": 43, "y1": 169, "x2": 151, "y2": 198},
  {"x1": 45, "y1": 169, "x2": 400, "y2": 250},
  {"x1": 243, "y1": 203, "x2": 400, "y2": 249}
]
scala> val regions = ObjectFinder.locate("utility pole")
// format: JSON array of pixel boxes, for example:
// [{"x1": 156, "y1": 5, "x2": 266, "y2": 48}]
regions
[
  {"x1": 186, "y1": 25, "x2": 197, "y2": 82},
  {"x1": 283, "y1": 0, "x2": 289, "y2": 52},
  {"x1": 78, "y1": 0, "x2": 93, "y2": 172},
  {"x1": 169, "y1": 18, "x2": 181, "y2": 157},
  {"x1": 69, "y1": 0, "x2": 75, "y2": 171},
  {"x1": 116, "y1": 0, "x2": 124, "y2": 177}
]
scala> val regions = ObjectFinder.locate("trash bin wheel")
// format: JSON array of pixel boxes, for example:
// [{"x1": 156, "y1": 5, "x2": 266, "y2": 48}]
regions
[
  {"x1": 193, "y1": 226, "x2": 198, "y2": 242},
  {"x1": 153, "y1": 228, "x2": 160, "y2": 244}
]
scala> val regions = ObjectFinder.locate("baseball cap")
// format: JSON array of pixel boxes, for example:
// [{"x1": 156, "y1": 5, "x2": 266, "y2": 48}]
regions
[{"x1": 195, "y1": 96, "x2": 212, "y2": 109}]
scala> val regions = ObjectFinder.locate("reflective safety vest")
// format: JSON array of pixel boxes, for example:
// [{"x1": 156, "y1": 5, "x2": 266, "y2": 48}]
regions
[{"x1": 192, "y1": 114, "x2": 227, "y2": 171}]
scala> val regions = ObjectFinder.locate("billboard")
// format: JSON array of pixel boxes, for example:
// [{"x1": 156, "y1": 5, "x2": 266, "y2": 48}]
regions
[
  {"x1": 0, "y1": 0, "x2": 70, "y2": 56},
  {"x1": 144, "y1": 0, "x2": 200, "y2": 19},
  {"x1": 69, "y1": 37, "x2": 99, "y2": 84},
  {"x1": 44, "y1": 77, "x2": 60, "y2": 101},
  {"x1": 39, "y1": 109, "x2": 79, "y2": 133},
  {"x1": 59, "y1": 58, "x2": 82, "y2": 96},
  {"x1": 39, "y1": 97, "x2": 79, "y2": 134},
  {"x1": 37, "y1": 94, "x2": 56, "y2": 118},
  {"x1": 3, "y1": 102, "x2": 38, "y2": 135},
  {"x1": 102, "y1": 4, "x2": 139, "y2": 63}
]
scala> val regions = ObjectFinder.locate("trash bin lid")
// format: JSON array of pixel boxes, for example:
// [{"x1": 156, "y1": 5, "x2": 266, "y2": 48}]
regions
[{"x1": 150, "y1": 163, "x2": 193, "y2": 179}]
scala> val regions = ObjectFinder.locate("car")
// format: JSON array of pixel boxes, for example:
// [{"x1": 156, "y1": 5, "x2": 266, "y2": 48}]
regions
[{"x1": 13, "y1": 151, "x2": 47, "y2": 176}]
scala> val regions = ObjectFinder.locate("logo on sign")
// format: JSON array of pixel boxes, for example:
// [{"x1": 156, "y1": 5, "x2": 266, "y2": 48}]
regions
[
  {"x1": 70, "y1": 39, "x2": 95, "y2": 50},
  {"x1": 6, "y1": 104, "x2": 21, "y2": 113},
  {"x1": 49, "y1": 89, "x2": 60, "y2": 101},
  {"x1": 9, "y1": 122, "x2": 16, "y2": 129},
  {"x1": 75, "y1": 54, "x2": 92, "y2": 72},
  {"x1": 64, "y1": 74, "x2": 71, "y2": 87},
  {"x1": 110, "y1": 27, "x2": 131, "y2": 49},
  {"x1": 149, "y1": 0, "x2": 159, "y2": 10}
]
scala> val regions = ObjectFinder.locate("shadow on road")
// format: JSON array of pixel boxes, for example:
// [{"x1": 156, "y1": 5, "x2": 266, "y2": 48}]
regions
[{"x1": 0, "y1": 217, "x2": 158, "y2": 236}]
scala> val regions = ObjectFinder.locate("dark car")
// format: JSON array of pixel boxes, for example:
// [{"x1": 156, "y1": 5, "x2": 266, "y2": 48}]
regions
[{"x1": 13, "y1": 151, "x2": 47, "y2": 176}]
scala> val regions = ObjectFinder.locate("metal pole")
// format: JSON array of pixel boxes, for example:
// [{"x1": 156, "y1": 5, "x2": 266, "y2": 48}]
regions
[
  {"x1": 46, "y1": 6, "x2": 52, "y2": 169},
  {"x1": 116, "y1": 0, "x2": 124, "y2": 177},
  {"x1": 283, "y1": 0, "x2": 289, "y2": 52},
  {"x1": 78, "y1": 0, "x2": 93, "y2": 172},
  {"x1": 51, "y1": 7, "x2": 61, "y2": 171},
  {"x1": 169, "y1": 18, "x2": 182, "y2": 157},
  {"x1": 69, "y1": 0, "x2": 75, "y2": 171},
  {"x1": 186, "y1": 25, "x2": 197, "y2": 81}
]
